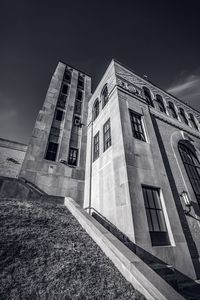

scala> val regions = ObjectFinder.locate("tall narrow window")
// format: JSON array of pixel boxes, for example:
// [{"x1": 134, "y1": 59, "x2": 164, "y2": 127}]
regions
[
  {"x1": 76, "y1": 90, "x2": 83, "y2": 101},
  {"x1": 45, "y1": 142, "x2": 58, "y2": 161},
  {"x1": 68, "y1": 148, "x2": 78, "y2": 166},
  {"x1": 93, "y1": 132, "x2": 99, "y2": 161},
  {"x1": 61, "y1": 83, "x2": 69, "y2": 95},
  {"x1": 143, "y1": 87, "x2": 154, "y2": 106},
  {"x1": 63, "y1": 69, "x2": 71, "y2": 83},
  {"x1": 168, "y1": 102, "x2": 177, "y2": 119},
  {"x1": 101, "y1": 84, "x2": 109, "y2": 108},
  {"x1": 103, "y1": 119, "x2": 111, "y2": 151},
  {"x1": 156, "y1": 94, "x2": 166, "y2": 113},
  {"x1": 74, "y1": 100, "x2": 82, "y2": 115},
  {"x1": 179, "y1": 142, "x2": 200, "y2": 205},
  {"x1": 93, "y1": 99, "x2": 99, "y2": 121},
  {"x1": 55, "y1": 109, "x2": 64, "y2": 121},
  {"x1": 142, "y1": 186, "x2": 170, "y2": 246},
  {"x1": 129, "y1": 110, "x2": 146, "y2": 141},
  {"x1": 57, "y1": 94, "x2": 67, "y2": 109},
  {"x1": 78, "y1": 76, "x2": 84, "y2": 90},
  {"x1": 179, "y1": 108, "x2": 188, "y2": 125},
  {"x1": 189, "y1": 114, "x2": 198, "y2": 130}
]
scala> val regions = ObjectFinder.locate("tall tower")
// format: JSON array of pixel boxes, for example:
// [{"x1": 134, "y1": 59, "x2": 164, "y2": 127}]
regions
[{"x1": 20, "y1": 61, "x2": 91, "y2": 205}]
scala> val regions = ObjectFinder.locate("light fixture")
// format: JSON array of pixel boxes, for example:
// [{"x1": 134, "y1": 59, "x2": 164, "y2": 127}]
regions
[{"x1": 180, "y1": 191, "x2": 192, "y2": 214}]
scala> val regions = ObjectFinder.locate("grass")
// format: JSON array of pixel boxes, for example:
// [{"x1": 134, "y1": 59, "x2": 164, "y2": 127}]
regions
[{"x1": 0, "y1": 199, "x2": 145, "y2": 300}]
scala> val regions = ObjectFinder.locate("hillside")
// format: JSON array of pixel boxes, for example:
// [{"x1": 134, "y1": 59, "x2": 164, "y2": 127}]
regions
[{"x1": 0, "y1": 198, "x2": 145, "y2": 299}]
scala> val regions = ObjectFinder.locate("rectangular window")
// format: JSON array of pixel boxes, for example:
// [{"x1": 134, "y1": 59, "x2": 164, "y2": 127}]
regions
[
  {"x1": 77, "y1": 76, "x2": 84, "y2": 90},
  {"x1": 57, "y1": 94, "x2": 67, "y2": 109},
  {"x1": 63, "y1": 70, "x2": 71, "y2": 83},
  {"x1": 103, "y1": 119, "x2": 111, "y2": 151},
  {"x1": 61, "y1": 83, "x2": 69, "y2": 95},
  {"x1": 142, "y1": 186, "x2": 170, "y2": 246},
  {"x1": 68, "y1": 148, "x2": 78, "y2": 166},
  {"x1": 93, "y1": 132, "x2": 99, "y2": 161},
  {"x1": 49, "y1": 127, "x2": 60, "y2": 137},
  {"x1": 74, "y1": 100, "x2": 82, "y2": 115},
  {"x1": 129, "y1": 110, "x2": 145, "y2": 141},
  {"x1": 55, "y1": 109, "x2": 64, "y2": 121},
  {"x1": 45, "y1": 142, "x2": 58, "y2": 161},
  {"x1": 76, "y1": 90, "x2": 83, "y2": 101}
]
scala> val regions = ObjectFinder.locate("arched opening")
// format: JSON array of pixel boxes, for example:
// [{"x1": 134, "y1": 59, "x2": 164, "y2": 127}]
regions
[
  {"x1": 179, "y1": 108, "x2": 188, "y2": 125},
  {"x1": 93, "y1": 98, "x2": 99, "y2": 121},
  {"x1": 101, "y1": 84, "x2": 109, "y2": 108},
  {"x1": 156, "y1": 94, "x2": 166, "y2": 113},
  {"x1": 189, "y1": 113, "x2": 198, "y2": 130},
  {"x1": 178, "y1": 141, "x2": 200, "y2": 205},
  {"x1": 143, "y1": 87, "x2": 154, "y2": 106},
  {"x1": 168, "y1": 102, "x2": 177, "y2": 119}
]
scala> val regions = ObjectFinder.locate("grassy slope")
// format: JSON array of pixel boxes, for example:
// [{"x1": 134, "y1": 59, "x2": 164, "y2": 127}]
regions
[{"x1": 0, "y1": 199, "x2": 145, "y2": 300}]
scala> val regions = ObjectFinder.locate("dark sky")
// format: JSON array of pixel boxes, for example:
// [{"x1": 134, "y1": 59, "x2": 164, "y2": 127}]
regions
[{"x1": 1, "y1": 0, "x2": 200, "y2": 144}]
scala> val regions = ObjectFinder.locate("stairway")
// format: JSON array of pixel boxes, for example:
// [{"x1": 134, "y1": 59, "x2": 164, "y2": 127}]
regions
[{"x1": 92, "y1": 211, "x2": 200, "y2": 300}]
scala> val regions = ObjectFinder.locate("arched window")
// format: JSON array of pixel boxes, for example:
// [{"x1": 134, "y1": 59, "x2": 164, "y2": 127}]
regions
[
  {"x1": 168, "y1": 102, "x2": 177, "y2": 119},
  {"x1": 178, "y1": 142, "x2": 200, "y2": 205},
  {"x1": 101, "y1": 84, "x2": 109, "y2": 108},
  {"x1": 189, "y1": 113, "x2": 198, "y2": 130},
  {"x1": 156, "y1": 94, "x2": 166, "y2": 113},
  {"x1": 93, "y1": 98, "x2": 99, "y2": 121},
  {"x1": 179, "y1": 108, "x2": 188, "y2": 125},
  {"x1": 143, "y1": 87, "x2": 154, "y2": 106}
]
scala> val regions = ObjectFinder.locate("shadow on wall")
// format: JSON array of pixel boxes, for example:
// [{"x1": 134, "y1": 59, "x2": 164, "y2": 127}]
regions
[
  {"x1": 151, "y1": 115, "x2": 200, "y2": 280},
  {"x1": 92, "y1": 211, "x2": 200, "y2": 300}
]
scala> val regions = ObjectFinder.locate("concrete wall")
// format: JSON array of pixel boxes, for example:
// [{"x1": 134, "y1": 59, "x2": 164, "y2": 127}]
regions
[
  {"x1": 20, "y1": 62, "x2": 91, "y2": 206},
  {"x1": 0, "y1": 138, "x2": 27, "y2": 178}
]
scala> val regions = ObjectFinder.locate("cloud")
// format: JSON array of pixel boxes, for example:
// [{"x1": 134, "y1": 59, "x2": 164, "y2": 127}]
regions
[{"x1": 167, "y1": 73, "x2": 200, "y2": 111}]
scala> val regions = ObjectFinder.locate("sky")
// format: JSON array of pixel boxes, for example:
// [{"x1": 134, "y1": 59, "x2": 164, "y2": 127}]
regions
[{"x1": 0, "y1": 0, "x2": 200, "y2": 144}]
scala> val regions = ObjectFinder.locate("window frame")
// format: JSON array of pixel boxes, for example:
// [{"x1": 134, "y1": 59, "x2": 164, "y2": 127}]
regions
[
  {"x1": 68, "y1": 147, "x2": 79, "y2": 166},
  {"x1": 101, "y1": 84, "x2": 109, "y2": 108},
  {"x1": 45, "y1": 141, "x2": 58, "y2": 161},
  {"x1": 168, "y1": 102, "x2": 178, "y2": 119},
  {"x1": 103, "y1": 118, "x2": 112, "y2": 152},
  {"x1": 93, "y1": 98, "x2": 100, "y2": 121},
  {"x1": 93, "y1": 131, "x2": 100, "y2": 161},
  {"x1": 129, "y1": 110, "x2": 146, "y2": 142},
  {"x1": 142, "y1": 185, "x2": 170, "y2": 246}
]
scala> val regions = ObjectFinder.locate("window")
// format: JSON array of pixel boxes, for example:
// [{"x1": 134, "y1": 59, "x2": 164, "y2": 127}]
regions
[
  {"x1": 63, "y1": 69, "x2": 71, "y2": 83},
  {"x1": 74, "y1": 100, "x2": 82, "y2": 115},
  {"x1": 55, "y1": 109, "x2": 64, "y2": 121},
  {"x1": 45, "y1": 142, "x2": 58, "y2": 161},
  {"x1": 179, "y1": 142, "x2": 200, "y2": 206},
  {"x1": 49, "y1": 127, "x2": 60, "y2": 137},
  {"x1": 168, "y1": 102, "x2": 177, "y2": 119},
  {"x1": 143, "y1": 87, "x2": 154, "y2": 106},
  {"x1": 103, "y1": 119, "x2": 111, "y2": 151},
  {"x1": 129, "y1": 110, "x2": 146, "y2": 141},
  {"x1": 68, "y1": 148, "x2": 78, "y2": 166},
  {"x1": 93, "y1": 99, "x2": 99, "y2": 121},
  {"x1": 142, "y1": 186, "x2": 170, "y2": 246},
  {"x1": 179, "y1": 108, "x2": 188, "y2": 125},
  {"x1": 93, "y1": 132, "x2": 99, "y2": 161},
  {"x1": 57, "y1": 94, "x2": 67, "y2": 109},
  {"x1": 189, "y1": 114, "x2": 198, "y2": 130},
  {"x1": 77, "y1": 76, "x2": 84, "y2": 90},
  {"x1": 76, "y1": 90, "x2": 83, "y2": 101},
  {"x1": 101, "y1": 85, "x2": 109, "y2": 108},
  {"x1": 61, "y1": 83, "x2": 69, "y2": 95},
  {"x1": 156, "y1": 94, "x2": 166, "y2": 113}
]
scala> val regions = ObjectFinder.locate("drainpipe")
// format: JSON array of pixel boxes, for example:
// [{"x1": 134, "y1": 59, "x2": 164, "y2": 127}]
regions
[{"x1": 88, "y1": 109, "x2": 93, "y2": 215}]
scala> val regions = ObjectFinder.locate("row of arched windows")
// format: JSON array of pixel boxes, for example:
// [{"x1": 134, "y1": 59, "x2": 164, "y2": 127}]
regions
[
  {"x1": 93, "y1": 84, "x2": 108, "y2": 121},
  {"x1": 142, "y1": 86, "x2": 199, "y2": 130}
]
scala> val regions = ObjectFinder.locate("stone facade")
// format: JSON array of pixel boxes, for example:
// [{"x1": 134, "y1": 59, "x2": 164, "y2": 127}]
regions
[
  {"x1": 84, "y1": 60, "x2": 200, "y2": 280},
  {"x1": 0, "y1": 138, "x2": 27, "y2": 178},
  {"x1": 20, "y1": 62, "x2": 91, "y2": 206}
]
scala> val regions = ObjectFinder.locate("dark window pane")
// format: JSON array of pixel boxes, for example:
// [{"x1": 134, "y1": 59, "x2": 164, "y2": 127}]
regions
[
  {"x1": 93, "y1": 132, "x2": 99, "y2": 161},
  {"x1": 68, "y1": 148, "x2": 78, "y2": 166},
  {"x1": 45, "y1": 142, "x2": 58, "y2": 161},
  {"x1": 62, "y1": 84, "x2": 68, "y2": 95},
  {"x1": 57, "y1": 94, "x2": 67, "y2": 109},
  {"x1": 168, "y1": 102, "x2": 177, "y2": 119},
  {"x1": 55, "y1": 109, "x2": 64, "y2": 121},
  {"x1": 102, "y1": 85, "x2": 109, "y2": 108},
  {"x1": 77, "y1": 90, "x2": 83, "y2": 101},
  {"x1": 78, "y1": 76, "x2": 84, "y2": 89},
  {"x1": 129, "y1": 110, "x2": 145, "y2": 142},
  {"x1": 63, "y1": 70, "x2": 71, "y2": 83},
  {"x1": 74, "y1": 100, "x2": 82, "y2": 115},
  {"x1": 143, "y1": 87, "x2": 153, "y2": 106},
  {"x1": 93, "y1": 99, "x2": 99, "y2": 120},
  {"x1": 103, "y1": 119, "x2": 111, "y2": 151}
]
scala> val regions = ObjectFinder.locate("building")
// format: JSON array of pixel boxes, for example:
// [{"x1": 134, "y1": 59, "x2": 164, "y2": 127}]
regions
[{"x1": 1, "y1": 59, "x2": 200, "y2": 282}]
